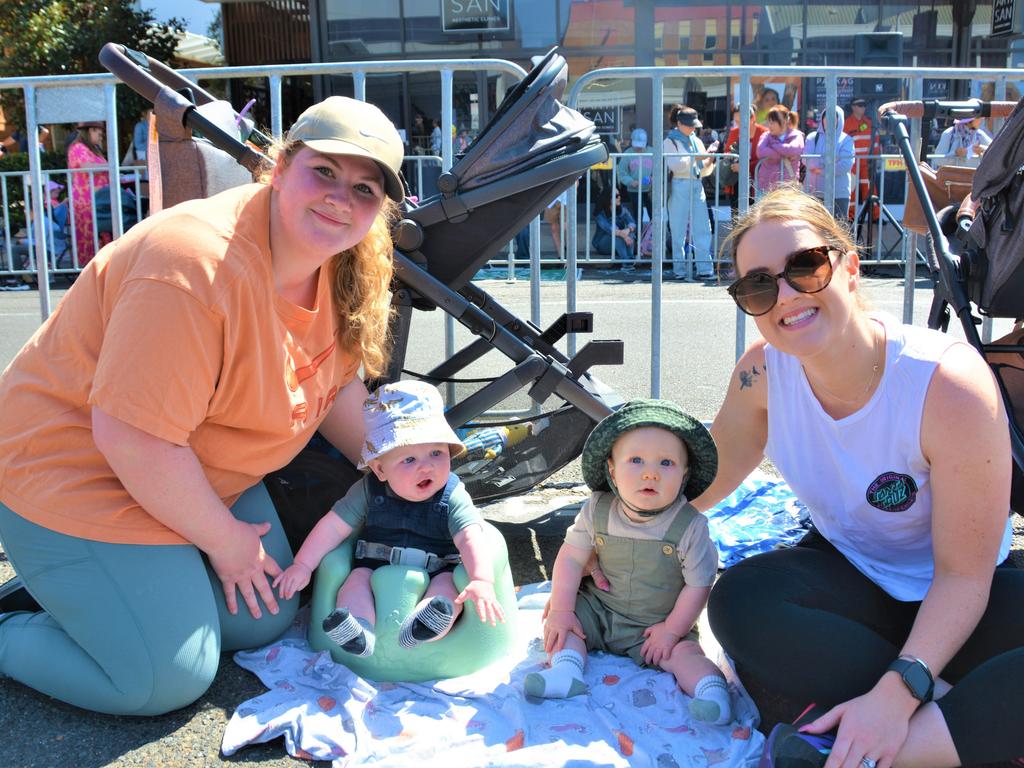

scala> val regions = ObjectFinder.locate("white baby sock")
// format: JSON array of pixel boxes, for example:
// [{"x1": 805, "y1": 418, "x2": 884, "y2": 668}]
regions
[
  {"x1": 524, "y1": 649, "x2": 588, "y2": 698},
  {"x1": 688, "y1": 674, "x2": 732, "y2": 725},
  {"x1": 322, "y1": 608, "x2": 375, "y2": 657},
  {"x1": 398, "y1": 595, "x2": 456, "y2": 649}
]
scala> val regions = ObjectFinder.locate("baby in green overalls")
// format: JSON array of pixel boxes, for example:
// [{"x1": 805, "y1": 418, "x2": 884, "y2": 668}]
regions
[{"x1": 525, "y1": 399, "x2": 732, "y2": 725}]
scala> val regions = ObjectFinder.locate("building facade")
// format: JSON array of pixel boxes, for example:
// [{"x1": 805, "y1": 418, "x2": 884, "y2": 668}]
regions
[{"x1": 292, "y1": 1, "x2": 1016, "y2": 145}]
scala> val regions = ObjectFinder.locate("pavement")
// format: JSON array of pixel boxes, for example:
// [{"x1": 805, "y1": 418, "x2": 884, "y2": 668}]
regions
[{"x1": 0, "y1": 270, "x2": 1019, "y2": 766}]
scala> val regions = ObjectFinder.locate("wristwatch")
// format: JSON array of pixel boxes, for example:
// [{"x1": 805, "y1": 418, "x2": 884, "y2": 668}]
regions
[{"x1": 887, "y1": 655, "x2": 934, "y2": 703}]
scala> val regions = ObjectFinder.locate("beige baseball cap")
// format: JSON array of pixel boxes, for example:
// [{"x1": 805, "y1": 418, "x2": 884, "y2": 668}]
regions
[{"x1": 287, "y1": 96, "x2": 405, "y2": 202}]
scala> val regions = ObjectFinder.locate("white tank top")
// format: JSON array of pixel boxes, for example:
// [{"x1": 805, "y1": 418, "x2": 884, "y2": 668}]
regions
[{"x1": 765, "y1": 316, "x2": 1012, "y2": 601}]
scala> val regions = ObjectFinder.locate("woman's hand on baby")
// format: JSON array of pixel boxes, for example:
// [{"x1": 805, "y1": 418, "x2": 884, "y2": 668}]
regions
[
  {"x1": 207, "y1": 520, "x2": 282, "y2": 619},
  {"x1": 640, "y1": 622, "x2": 681, "y2": 667},
  {"x1": 542, "y1": 609, "x2": 586, "y2": 654},
  {"x1": 580, "y1": 552, "x2": 611, "y2": 592},
  {"x1": 455, "y1": 579, "x2": 506, "y2": 626},
  {"x1": 273, "y1": 562, "x2": 312, "y2": 600}
]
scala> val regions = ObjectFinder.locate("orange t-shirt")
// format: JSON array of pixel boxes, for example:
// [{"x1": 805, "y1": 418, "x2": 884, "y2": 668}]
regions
[{"x1": 0, "y1": 183, "x2": 360, "y2": 545}]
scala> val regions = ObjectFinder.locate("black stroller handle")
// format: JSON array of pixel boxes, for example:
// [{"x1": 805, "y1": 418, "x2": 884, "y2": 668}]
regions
[
  {"x1": 100, "y1": 43, "x2": 221, "y2": 108},
  {"x1": 878, "y1": 99, "x2": 1018, "y2": 122},
  {"x1": 100, "y1": 42, "x2": 270, "y2": 175}
]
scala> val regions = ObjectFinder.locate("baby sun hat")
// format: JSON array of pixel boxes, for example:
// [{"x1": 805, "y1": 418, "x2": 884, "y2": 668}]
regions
[
  {"x1": 581, "y1": 399, "x2": 718, "y2": 500},
  {"x1": 358, "y1": 380, "x2": 466, "y2": 469}
]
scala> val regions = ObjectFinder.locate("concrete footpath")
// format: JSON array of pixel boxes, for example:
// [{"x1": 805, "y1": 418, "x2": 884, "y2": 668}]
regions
[{"x1": 0, "y1": 272, "x2": 1019, "y2": 766}]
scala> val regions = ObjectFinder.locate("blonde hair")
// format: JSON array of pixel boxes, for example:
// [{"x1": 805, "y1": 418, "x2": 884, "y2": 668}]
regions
[
  {"x1": 263, "y1": 140, "x2": 396, "y2": 378},
  {"x1": 723, "y1": 185, "x2": 857, "y2": 265}
]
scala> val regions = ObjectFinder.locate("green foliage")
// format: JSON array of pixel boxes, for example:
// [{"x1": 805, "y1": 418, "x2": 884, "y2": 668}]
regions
[
  {"x1": 0, "y1": 1, "x2": 182, "y2": 78},
  {"x1": 0, "y1": 0, "x2": 184, "y2": 129}
]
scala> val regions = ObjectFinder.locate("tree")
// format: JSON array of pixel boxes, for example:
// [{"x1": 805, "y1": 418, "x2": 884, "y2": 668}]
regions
[{"x1": 0, "y1": 0, "x2": 184, "y2": 132}]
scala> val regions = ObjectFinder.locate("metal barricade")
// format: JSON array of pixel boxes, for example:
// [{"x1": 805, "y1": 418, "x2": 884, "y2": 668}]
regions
[
  {"x1": 3, "y1": 61, "x2": 1021, "y2": 396},
  {"x1": 0, "y1": 58, "x2": 528, "y2": 322}
]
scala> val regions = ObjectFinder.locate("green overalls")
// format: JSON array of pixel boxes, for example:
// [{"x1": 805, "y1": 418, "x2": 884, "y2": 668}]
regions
[{"x1": 575, "y1": 491, "x2": 700, "y2": 666}]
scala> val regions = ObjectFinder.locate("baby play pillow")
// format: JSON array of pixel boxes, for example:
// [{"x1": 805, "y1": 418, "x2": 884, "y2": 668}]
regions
[{"x1": 308, "y1": 520, "x2": 519, "y2": 681}]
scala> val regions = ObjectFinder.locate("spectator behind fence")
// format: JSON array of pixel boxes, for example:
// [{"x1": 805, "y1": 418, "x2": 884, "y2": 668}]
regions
[
  {"x1": 802, "y1": 104, "x2": 856, "y2": 220},
  {"x1": 844, "y1": 98, "x2": 880, "y2": 213},
  {"x1": 755, "y1": 105, "x2": 804, "y2": 198},
  {"x1": 132, "y1": 108, "x2": 151, "y2": 164},
  {"x1": 616, "y1": 128, "x2": 653, "y2": 224},
  {"x1": 724, "y1": 107, "x2": 768, "y2": 213},
  {"x1": 67, "y1": 121, "x2": 111, "y2": 267},
  {"x1": 591, "y1": 185, "x2": 636, "y2": 271},
  {"x1": 755, "y1": 87, "x2": 781, "y2": 126},
  {"x1": 664, "y1": 105, "x2": 718, "y2": 280},
  {"x1": 0, "y1": 96, "x2": 405, "y2": 717},
  {"x1": 933, "y1": 117, "x2": 992, "y2": 169}
]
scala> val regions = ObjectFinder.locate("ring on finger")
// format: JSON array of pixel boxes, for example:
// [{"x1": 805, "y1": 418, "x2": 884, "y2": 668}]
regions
[{"x1": 861, "y1": 758, "x2": 878, "y2": 768}]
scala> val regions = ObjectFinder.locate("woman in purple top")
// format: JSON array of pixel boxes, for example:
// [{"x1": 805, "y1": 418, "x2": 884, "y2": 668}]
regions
[{"x1": 755, "y1": 105, "x2": 805, "y2": 197}]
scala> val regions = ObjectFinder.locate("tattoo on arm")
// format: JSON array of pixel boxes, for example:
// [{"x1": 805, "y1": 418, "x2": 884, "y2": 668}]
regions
[{"x1": 738, "y1": 364, "x2": 762, "y2": 390}]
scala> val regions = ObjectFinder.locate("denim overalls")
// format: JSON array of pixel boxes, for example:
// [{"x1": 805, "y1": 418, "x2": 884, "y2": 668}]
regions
[{"x1": 353, "y1": 474, "x2": 461, "y2": 571}]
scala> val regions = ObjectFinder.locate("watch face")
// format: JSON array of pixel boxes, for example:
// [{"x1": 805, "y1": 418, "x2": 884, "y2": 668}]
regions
[{"x1": 903, "y1": 662, "x2": 932, "y2": 700}]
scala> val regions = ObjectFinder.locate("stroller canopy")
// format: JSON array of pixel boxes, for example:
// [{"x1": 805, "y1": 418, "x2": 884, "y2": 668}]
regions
[{"x1": 402, "y1": 49, "x2": 607, "y2": 289}]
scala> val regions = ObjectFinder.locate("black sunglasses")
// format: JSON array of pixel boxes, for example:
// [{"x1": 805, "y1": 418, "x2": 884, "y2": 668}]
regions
[{"x1": 727, "y1": 245, "x2": 839, "y2": 316}]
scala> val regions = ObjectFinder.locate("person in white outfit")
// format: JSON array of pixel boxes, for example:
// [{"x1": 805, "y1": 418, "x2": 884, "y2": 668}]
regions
[
  {"x1": 664, "y1": 105, "x2": 718, "y2": 280},
  {"x1": 802, "y1": 104, "x2": 856, "y2": 220},
  {"x1": 932, "y1": 117, "x2": 992, "y2": 169}
]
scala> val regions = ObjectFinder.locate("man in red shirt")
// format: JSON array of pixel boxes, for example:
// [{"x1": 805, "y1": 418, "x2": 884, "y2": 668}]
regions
[
  {"x1": 724, "y1": 106, "x2": 768, "y2": 211},
  {"x1": 843, "y1": 98, "x2": 880, "y2": 216}
]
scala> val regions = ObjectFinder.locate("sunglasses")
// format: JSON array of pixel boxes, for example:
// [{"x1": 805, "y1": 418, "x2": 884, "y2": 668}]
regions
[{"x1": 727, "y1": 245, "x2": 839, "y2": 316}]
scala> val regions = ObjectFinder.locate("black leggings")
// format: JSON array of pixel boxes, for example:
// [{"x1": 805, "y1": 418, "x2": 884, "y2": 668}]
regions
[{"x1": 708, "y1": 530, "x2": 1024, "y2": 766}]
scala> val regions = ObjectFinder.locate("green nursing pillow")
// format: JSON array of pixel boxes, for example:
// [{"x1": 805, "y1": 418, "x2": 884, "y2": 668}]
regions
[{"x1": 308, "y1": 520, "x2": 519, "y2": 682}]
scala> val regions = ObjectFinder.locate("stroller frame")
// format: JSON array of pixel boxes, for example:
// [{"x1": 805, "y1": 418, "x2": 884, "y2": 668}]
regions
[{"x1": 880, "y1": 98, "x2": 1024, "y2": 511}]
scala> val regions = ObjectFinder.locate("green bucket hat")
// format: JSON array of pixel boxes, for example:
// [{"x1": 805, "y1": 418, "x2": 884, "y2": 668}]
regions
[{"x1": 581, "y1": 399, "x2": 718, "y2": 500}]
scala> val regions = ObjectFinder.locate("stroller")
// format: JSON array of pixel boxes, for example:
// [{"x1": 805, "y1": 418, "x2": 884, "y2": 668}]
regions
[
  {"x1": 99, "y1": 44, "x2": 623, "y2": 546},
  {"x1": 879, "y1": 96, "x2": 1024, "y2": 515}
]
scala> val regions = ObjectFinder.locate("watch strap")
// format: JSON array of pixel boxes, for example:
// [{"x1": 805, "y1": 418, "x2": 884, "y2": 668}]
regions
[{"x1": 887, "y1": 655, "x2": 934, "y2": 703}]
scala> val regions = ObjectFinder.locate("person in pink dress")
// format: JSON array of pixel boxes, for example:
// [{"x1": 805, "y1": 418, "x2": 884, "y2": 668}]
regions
[{"x1": 67, "y1": 121, "x2": 110, "y2": 267}]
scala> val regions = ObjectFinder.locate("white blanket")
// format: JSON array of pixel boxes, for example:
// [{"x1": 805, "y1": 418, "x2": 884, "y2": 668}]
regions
[{"x1": 222, "y1": 584, "x2": 764, "y2": 767}]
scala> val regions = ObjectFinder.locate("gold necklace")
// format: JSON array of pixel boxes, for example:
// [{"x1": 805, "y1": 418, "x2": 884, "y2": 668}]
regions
[{"x1": 806, "y1": 323, "x2": 883, "y2": 406}]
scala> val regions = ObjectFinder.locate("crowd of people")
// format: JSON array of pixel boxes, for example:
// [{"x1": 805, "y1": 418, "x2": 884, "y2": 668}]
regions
[{"x1": 572, "y1": 88, "x2": 984, "y2": 279}]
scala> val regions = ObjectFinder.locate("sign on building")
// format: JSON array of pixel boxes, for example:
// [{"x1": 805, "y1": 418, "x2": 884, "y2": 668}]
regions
[
  {"x1": 441, "y1": 0, "x2": 511, "y2": 34},
  {"x1": 992, "y1": 0, "x2": 1016, "y2": 37},
  {"x1": 814, "y1": 76, "x2": 854, "y2": 113},
  {"x1": 579, "y1": 105, "x2": 619, "y2": 136}
]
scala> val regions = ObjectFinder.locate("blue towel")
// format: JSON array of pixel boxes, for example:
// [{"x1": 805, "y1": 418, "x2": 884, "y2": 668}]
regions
[{"x1": 705, "y1": 475, "x2": 811, "y2": 568}]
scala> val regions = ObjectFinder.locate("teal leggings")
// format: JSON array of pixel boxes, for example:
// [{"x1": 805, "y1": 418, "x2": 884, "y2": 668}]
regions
[{"x1": 0, "y1": 484, "x2": 298, "y2": 715}]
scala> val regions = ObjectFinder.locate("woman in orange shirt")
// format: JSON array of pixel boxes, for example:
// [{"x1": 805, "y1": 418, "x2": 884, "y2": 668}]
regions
[{"x1": 0, "y1": 97, "x2": 404, "y2": 715}]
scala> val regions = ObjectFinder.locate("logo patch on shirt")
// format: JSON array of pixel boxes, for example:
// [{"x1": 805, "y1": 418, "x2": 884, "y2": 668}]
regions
[{"x1": 866, "y1": 472, "x2": 918, "y2": 512}]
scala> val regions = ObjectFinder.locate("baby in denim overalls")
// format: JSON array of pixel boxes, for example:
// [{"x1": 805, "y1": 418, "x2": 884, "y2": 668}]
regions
[
  {"x1": 274, "y1": 380, "x2": 505, "y2": 656},
  {"x1": 527, "y1": 399, "x2": 732, "y2": 725}
]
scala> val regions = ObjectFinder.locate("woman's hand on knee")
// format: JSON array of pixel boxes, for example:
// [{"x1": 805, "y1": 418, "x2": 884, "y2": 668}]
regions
[
  {"x1": 806, "y1": 684, "x2": 916, "y2": 768},
  {"x1": 208, "y1": 519, "x2": 283, "y2": 619}
]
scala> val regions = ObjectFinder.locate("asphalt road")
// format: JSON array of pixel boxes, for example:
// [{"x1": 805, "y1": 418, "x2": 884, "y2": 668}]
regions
[{"x1": 0, "y1": 270, "x2": 1016, "y2": 767}]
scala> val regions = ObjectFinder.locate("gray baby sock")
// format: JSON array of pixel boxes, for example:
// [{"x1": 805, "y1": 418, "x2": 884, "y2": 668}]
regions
[
  {"x1": 398, "y1": 595, "x2": 456, "y2": 649},
  {"x1": 322, "y1": 608, "x2": 375, "y2": 657}
]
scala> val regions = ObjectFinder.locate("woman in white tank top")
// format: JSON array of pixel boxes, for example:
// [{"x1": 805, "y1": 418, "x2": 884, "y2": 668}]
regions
[{"x1": 700, "y1": 187, "x2": 1023, "y2": 768}]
